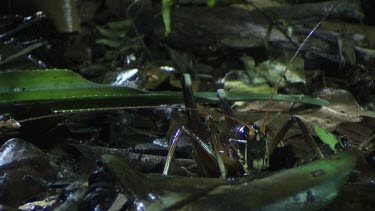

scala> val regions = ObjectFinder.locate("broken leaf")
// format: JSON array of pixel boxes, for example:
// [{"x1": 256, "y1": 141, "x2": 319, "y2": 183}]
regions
[
  {"x1": 255, "y1": 56, "x2": 306, "y2": 86},
  {"x1": 314, "y1": 125, "x2": 338, "y2": 152}
]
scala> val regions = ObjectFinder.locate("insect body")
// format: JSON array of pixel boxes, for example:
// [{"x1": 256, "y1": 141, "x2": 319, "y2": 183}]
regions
[
  {"x1": 163, "y1": 74, "x2": 323, "y2": 178},
  {"x1": 162, "y1": 74, "x2": 269, "y2": 177}
]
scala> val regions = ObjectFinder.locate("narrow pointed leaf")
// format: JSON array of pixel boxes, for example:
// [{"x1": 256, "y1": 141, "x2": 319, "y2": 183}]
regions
[{"x1": 0, "y1": 69, "x2": 328, "y2": 113}]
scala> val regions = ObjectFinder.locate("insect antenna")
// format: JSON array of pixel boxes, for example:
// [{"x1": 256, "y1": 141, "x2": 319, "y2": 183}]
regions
[
  {"x1": 260, "y1": 0, "x2": 344, "y2": 134},
  {"x1": 16, "y1": 105, "x2": 256, "y2": 135},
  {"x1": 16, "y1": 106, "x2": 177, "y2": 123}
]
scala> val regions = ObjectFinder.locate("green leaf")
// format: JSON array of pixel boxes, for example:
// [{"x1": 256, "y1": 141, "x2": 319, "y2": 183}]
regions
[
  {"x1": 96, "y1": 38, "x2": 121, "y2": 48},
  {"x1": 96, "y1": 25, "x2": 124, "y2": 39},
  {"x1": 107, "y1": 19, "x2": 132, "y2": 30},
  {"x1": 162, "y1": 0, "x2": 172, "y2": 36},
  {"x1": 207, "y1": 0, "x2": 216, "y2": 7},
  {"x1": 0, "y1": 69, "x2": 329, "y2": 113},
  {"x1": 100, "y1": 150, "x2": 357, "y2": 210},
  {"x1": 314, "y1": 125, "x2": 338, "y2": 152}
]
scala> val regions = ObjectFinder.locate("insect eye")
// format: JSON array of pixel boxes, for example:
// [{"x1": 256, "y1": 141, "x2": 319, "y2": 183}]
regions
[{"x1": 230, "y1": 125, "x2": 246, "y2": 141}]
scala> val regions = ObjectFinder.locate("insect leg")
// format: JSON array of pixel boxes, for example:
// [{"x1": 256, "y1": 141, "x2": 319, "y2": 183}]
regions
[
  {"x1": 269, "y1": 116, "x2": 324, "y2": 158},
  {"x1": 163, "y1": 126, "x2": 218, "y2": 176},
  {"x1": 207, "y1": 116, "x2": 227, "y2": 179},
  {"x1": 216, "y1": 89, "x2": 237, "y2": 129},
  {"x1": 181, "y1": 74, "x2": 206, "y2": 138},
  {"x1": 180, "y1": 74, "x2": 224, "y2": 177},
  {"x1": 163, "y1": 128, "x2": 183, "y2": 175}
]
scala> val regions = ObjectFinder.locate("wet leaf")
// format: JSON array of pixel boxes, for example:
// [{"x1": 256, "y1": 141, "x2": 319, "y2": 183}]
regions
[
  {"x1": 314, "y1": 125, "x2": 338, "y2": 152},
  {"x1": 98, "y1": 150, "x2": 358, "y2": 210},
  {"x1": 0, "y1": 138, "x2": 57, "y2": 207},
  {"x1": 314, "y1": 88, "x2": 375, "y2": 119},
  {"x1": 178, "y1": 150, "x2": 357, "y2": 210},
  {"x1": 238, "y1": 88, "x2": 375, "y2": 145},
  {"x1": 299, "y1": 88, "x2": 375, "y2": 134},
  {"x1": 139, "y1": 66, "x2": 172, "y2": 90}
]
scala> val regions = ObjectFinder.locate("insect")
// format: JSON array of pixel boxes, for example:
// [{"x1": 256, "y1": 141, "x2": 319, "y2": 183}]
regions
[
  {"x1": 162, "y1": 74, "x2": 323, "y2": 178},
  {"x1": 0, "y1": 0, "x2": 345, "y2": 178}
]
